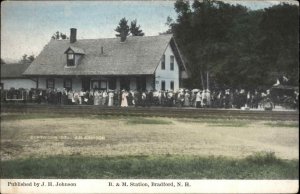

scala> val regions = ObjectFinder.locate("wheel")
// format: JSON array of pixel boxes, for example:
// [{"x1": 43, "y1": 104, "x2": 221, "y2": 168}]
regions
[{"x1": 263, "y1": 100, "x2": 273, "y2": 111}]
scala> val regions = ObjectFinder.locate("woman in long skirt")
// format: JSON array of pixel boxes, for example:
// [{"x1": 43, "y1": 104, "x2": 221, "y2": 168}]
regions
[
  {"x1": 94, "y1": 90, "x2": 100, "y2": 105},
  {"x1": 108, "y1": 91, "x2": 114, "y2": 106},
  {"x1": 121, "y1": 90, "x2": 128, "y2": 107},
  {"x1": 184, "y1": 90, "x2": 190, "y2": 107},
  {"x1": 102, "y1": 91, "x2": 108, "y2": 106}
]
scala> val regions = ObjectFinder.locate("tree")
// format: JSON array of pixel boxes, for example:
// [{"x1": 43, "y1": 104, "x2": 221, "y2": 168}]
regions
[
  {"x1": 258, "y1": 3, "x2": 299, "y2": 85},
  {"x1": 28, "y1": 55, "x2": 35, "y2": 62},
  {"x1": 20, "y1": 54, "x2": 35, "y2": 63},
  {"x1": 51, "y1": 31, "x2": 69, "y2": 40},
  {"x1": 170, "y1": 0, "x2": 247, "y2": 89},
  {"x1": 130, "y1": 19, "x2": 145, "y2": 36},
  {"x1": 160, "y1": 16, "x2": 174, "y2": 35},
  {"x1": 166, "y1": 0, "x2": 298, "y2": 90},
  {"x1": 115, "y1": 18, "x2": 130, "y2": 41}
]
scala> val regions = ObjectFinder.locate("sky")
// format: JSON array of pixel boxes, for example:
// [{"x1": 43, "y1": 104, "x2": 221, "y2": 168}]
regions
[{"x1": 1, "y1": 0, "x2": 298, "y2": 62}]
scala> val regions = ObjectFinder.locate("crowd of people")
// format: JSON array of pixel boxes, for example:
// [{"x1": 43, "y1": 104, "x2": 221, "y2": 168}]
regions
[{"x1": 1, "y1": 87, "x2": 298, "y2": 109}]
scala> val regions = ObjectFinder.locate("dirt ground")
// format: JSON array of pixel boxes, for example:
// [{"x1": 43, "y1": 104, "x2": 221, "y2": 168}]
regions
[{"x1": 1, "y1": 115, "x2": 298, "y2": 160}]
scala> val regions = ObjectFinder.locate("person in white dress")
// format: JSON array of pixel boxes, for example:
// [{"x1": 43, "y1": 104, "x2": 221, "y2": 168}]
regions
[
  {"x1": 184, "y1": 90, "x2": 190, "y2": 107},
  {"x1": 108, "y1": 91, "x2": 114, "y2": 106},
  {"x1": 94, "y1": 90, "x2": 100, "y2": 105},
  {"x1": 121, "y1": 90, "x2": 128, "y2": 107},
  {"x1": 206, "y1": 89, "x2": 211, "y2": 107},
  {"x1": 102, "y1": 91, "x2": 108, "y2": 106}
]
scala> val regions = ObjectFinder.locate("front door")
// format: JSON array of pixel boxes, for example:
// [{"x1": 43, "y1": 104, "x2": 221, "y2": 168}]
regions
[
  {"x1": 82, "y1": 78, "x2": 91, "y2": 91},
  {"x1": 120, "y1": 77, "x2": 130, "y2": 91}
]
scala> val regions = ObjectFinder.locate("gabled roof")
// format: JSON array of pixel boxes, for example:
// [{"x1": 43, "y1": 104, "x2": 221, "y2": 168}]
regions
[
  {"x1": 64, "y1": 46, "x2": 85, "y2": 55},
  {"x1": 24, "y1": 34, "x2": 180, "y2": 76},
  {"x1": 1, "y1": 63, "x2": 31, "y2": 78}
]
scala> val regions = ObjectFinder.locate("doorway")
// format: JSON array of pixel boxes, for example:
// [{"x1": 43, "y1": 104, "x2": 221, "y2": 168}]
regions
[{"x1": 82, "y1": 78, "x2": 91, "y2": 91}]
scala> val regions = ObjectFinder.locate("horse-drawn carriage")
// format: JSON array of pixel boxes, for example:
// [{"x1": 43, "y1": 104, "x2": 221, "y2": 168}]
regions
[{"x1": 262, "y1": 84, "x2": 298, "y2": 111}]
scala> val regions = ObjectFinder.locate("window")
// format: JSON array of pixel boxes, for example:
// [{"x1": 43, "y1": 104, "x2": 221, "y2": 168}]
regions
[
  {"x1": 67, "y1": 53, "x2": 75, "y2": 66},
  {"x1": 161, "y1": 80, "x2": 165, "y2": 90},
  {"x1": 64, "y1": 78, "x2": 72, "y2": 90},
  {"x1": 46, "y1": 78, "x2": 55, "y2": 89},
  {"x1": 170, "y1": 55, "x2": 174, "y2": 71},
  {"x1": 91, "y1": 80, "x2": 100, "y2": 89},
  {"x1": 170, "y1": 81, "x2": 174, "y2": 90},
  {"x1": 161, "y1": 54, "x2": 165, "y2": 70},
  {"x1": 100, "y1": 80, "x2": 107, "y2": 90}
]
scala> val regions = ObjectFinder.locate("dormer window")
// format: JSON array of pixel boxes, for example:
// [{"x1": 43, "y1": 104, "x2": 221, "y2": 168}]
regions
[
  {"x1": 64, "y1": 46, "x2": 85, "y2": 68},
  {"x1": 67, "y1": 52, "x2": 75, "y2": 66}
]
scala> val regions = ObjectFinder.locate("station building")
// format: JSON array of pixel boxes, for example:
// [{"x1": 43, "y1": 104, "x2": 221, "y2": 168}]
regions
[{"x1": 23, "y1": 28, "x2": 188, "y2": 91}]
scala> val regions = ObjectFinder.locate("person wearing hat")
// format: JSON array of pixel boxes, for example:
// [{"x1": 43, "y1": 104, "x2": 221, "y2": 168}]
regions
[
  {"x1": 167, "y1": 90, "x2": 174, "y2": 107},
  {"x1": 67, "y1": 89, "x2": 73, "y2": 105}
]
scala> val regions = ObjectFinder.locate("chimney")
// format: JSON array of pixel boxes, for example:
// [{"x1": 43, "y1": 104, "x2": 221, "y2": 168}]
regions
[{"x1": 70, "y1": 28, "x2": 77, "y2": 43}]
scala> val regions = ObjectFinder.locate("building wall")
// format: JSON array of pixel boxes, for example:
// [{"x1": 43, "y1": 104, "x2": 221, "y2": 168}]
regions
[
  {"x1": 72, "y1": 77, "x2": 82, "y2": 91},
  {"x1": 37, "y1": 77, "x2": 82, "y2": 90},
  {"x1": 38, "y1": 77, "x2": 47, "y2": 89},
  {"x1": 36, "y1": 75, "x2": 155, "y2": 91},
  {"x1": 155, "y1": 43, "x2": 179, "y2": 91},
  {"x1": 1, "y1": 78, "x2": 36, "y2": 90},
  {"x1": 130, "y1": 78, "x2": 137, "y2": 90},
  {"x1": 116, "y1": 78, "x2": 120, "y2": 90},
  {"x1": 146, "y1": 76, "x2": 154, "y2": 90}
]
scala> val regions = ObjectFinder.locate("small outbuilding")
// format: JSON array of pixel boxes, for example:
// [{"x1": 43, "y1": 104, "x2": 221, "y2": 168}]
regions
[{"x1": 1, "y1": 63, "x2": 37, "y2": 90}]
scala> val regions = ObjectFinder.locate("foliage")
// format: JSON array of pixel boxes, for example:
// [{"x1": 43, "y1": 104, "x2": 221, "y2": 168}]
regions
[
  {"x1": 1, "y1": 58, "x2": 5, "y2": 64},
  {"x1": 245, "y1": 151, "x2": 280, "y2": 164},
  {"x1": 20, "y1": 54, "x2": 35, "y2": 63},
  {"x1": 51, "y1": 31, "x2": 68, "y2": 40},
  {"x1": 130, "y1": 19, "x2": 145, "y2": 36},
  {"x1": 115, "y1": 18, "x2": 130, "y2": 41},
  {"x1": 167, "y1": 0, "x2": 299, "y2": 89},
  {"x1": 1, "y1": 154, "x2": 298, "y2": 179}
]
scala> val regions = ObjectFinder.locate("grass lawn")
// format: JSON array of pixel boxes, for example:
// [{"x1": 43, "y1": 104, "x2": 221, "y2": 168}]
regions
[
  {"x1": 1, "y1": 154, "x2": 298, "y2": 179},
  {"x1": 1, "y1": 113, "x2": 299, "y2": 179}
]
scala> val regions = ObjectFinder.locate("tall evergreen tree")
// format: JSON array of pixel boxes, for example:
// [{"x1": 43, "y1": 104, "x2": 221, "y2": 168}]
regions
[
  {"x1": 51, "y1": 31, "x2": 68, "y2": 40},
  {"x1": 130, "y1": 19, "x2": 145, "y2": 36},
  {"x1": 115, "y1": 18, "x2": 130, "y2": 41}
]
